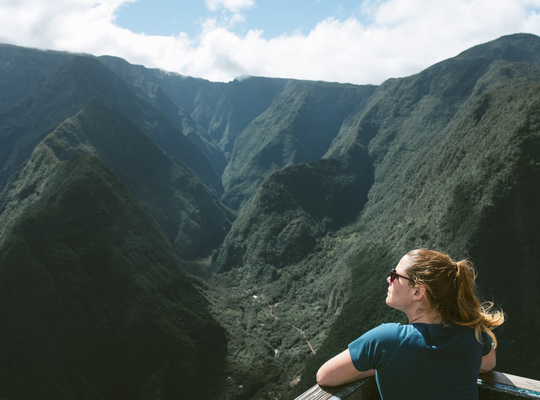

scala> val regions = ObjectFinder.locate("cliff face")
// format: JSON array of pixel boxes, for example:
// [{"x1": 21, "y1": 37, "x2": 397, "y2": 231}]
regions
[
  {"x1": 0, "y1": 34, "x2": 539, "y2": 399},
  {"x1": 212, "y1": 34, "x2": 540, "y2": 396},
  {"x1": 0, "y1": 150, "x2": 226, "y2": 399},
  {"x1": 293, "y1": 36, "x2": 540, "y2": 392}
]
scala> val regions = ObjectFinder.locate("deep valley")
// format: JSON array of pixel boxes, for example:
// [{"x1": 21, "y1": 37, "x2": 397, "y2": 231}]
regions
[{"x1": 0, "y1": 33, "x2": 539, "y2": 399}]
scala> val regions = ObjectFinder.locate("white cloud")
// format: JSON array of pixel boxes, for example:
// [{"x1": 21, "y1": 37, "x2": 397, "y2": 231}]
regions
[
  {"x1": 205, "y1": 0, "x2": 255, "y2": 13},
  {"x1": 0, "y1": 0, "x2": 539, "y2": 85}
]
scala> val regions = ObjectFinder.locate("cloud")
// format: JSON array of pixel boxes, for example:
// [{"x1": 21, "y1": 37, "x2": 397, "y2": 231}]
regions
[
  {"x1": 204, "y1": 0, "x2": 253, "y2": 32},
  {"x1": 183, "y1": 0, "x2": 540, "y2": 83},
  {"x1": 0, "y1": 0, "x2": 134, "y2": 52},
  {"x1": 206, "y1": 0, "x2": 254, "y2": 12},
  {"x1": 0, "y1": 0, "x2": 539, "y2": 85}
]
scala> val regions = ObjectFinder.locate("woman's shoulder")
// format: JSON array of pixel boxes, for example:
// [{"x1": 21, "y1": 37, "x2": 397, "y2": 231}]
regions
[
  {"x1": 377, "y1": 322, "x2": 415, "y2": 332},
  {"x1": 376, "y1": 322, "x2": 406, "y2": 330},
  {"x1": 366, "y1": 322, "x2": 416, "y2": 340}
]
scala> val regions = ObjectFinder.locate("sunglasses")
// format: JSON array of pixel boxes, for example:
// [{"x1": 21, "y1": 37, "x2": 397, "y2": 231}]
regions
[{"x1": 389, "y1": 269, "x2": 414, "y2": 283}]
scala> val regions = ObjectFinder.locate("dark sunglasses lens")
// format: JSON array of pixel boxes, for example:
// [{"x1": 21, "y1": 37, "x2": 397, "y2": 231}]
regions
[{"x1": 390, "y1": 270, "x2": 396, "y2": 282}]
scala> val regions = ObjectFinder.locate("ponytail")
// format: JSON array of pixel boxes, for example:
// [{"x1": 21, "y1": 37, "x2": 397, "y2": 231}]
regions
[
  {"x1": 406, "y1": 250, "x2": 504, "y2": 347},
  {"x1": 453, "y1": 260, "x2": 504, "y2": 347}
]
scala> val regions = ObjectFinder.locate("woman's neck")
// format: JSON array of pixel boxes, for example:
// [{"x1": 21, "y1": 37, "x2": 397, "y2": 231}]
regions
[{"x1": 408, "y1": 310, "x2": 442, "y2": 325}]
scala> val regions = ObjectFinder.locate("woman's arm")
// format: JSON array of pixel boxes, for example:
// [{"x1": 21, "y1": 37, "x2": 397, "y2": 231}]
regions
[
  {"x1": 479, "y1": 346, "x2": 496, "y2": 374},
  {"x1": 316, "y1": 349, "x2": 376, "y2": 387}
]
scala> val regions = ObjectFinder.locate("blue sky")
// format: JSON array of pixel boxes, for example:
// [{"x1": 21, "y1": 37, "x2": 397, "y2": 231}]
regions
[
  {"x1": 1, "y1": 0, "x2": 540, "y2": 84},
  {"x1": 116, "y1": 0, "x2": 367, "y2": 38}
]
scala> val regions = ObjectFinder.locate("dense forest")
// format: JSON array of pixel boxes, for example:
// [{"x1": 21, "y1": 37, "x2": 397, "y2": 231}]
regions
[{"x1": 0, "y1": 33, "x2": 539, "y2": 399}]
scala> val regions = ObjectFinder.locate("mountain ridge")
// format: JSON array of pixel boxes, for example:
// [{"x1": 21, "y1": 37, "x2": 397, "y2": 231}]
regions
[
  {"x1": 209, "y1": 33, "x2": 540, "y2": 397},
  {"x1": 0, "y1": 33, "x2": 539, "y2": 399},
  {"x1": 0, "y1": 150, "x2": 227, "y2": 399},
  {"x1": 0, "y1": 54, "x2": 223, "y2": 195},
  {"x1": 42, "y1": 97, "x2": 234, "y2": 258},
  {"x1": 221, "y1": 80, "x2": 376, "y2": 209}
]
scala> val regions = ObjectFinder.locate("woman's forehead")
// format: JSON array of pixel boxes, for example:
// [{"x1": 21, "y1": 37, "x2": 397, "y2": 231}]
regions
[{"x1": 396, "y1": 255, "x2": 412, "y2": 272}]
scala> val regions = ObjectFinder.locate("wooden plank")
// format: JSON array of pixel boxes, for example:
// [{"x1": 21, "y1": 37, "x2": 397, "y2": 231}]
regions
[
  {"x1": 480, "y1": 371, "x2": 540, "y2": 394},
  {"x1": 295, "y1": 372, "x2": 540, "y2": 400},
  {"x1": 294, "y1": 378, "x2": 375, "y2": 400}
]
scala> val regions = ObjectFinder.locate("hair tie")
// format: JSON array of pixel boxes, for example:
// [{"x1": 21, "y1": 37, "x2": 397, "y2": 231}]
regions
[{"x1": 452, "y1": 261, "x2": 460, "y2": 282}]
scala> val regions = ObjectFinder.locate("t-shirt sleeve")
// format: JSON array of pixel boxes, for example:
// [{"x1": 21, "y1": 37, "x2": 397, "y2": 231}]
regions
[
  {"x1": 348, "y1": 324, "x2": 402, "y2": 372},
  {"x1": 481, "y1": 331, "x2": 493, "y2": 356}
]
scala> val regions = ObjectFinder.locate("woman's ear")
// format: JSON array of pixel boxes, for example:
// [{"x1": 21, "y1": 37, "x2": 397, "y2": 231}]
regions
[{"x1": 412, "y1": 285, "x2": 426, "y2": 301}]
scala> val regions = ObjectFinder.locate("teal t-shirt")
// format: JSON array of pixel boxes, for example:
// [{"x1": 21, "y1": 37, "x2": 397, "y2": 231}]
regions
[{"x1": 348, "y1": 323, "x2": 492, "y2": 400}]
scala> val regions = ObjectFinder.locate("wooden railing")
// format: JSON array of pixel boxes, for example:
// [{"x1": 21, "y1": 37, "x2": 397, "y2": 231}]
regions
[
  {"x1": 294, "y1": 377, "x2": 377, "y2": 400},
  {"x1": 295, "y1": 371, "x2": 540, "y2": 400},
  {"x1": 479, "y1": 371, "x2": 540, "y2": 399}
]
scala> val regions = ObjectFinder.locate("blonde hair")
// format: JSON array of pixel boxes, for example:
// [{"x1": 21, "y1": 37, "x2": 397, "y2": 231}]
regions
[{"x1": 406, "y1": 249, "x2": 504, "y2": 347}]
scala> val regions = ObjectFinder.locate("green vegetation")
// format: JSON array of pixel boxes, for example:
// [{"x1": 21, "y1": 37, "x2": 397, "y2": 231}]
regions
[
  {"x1": 0, "y1": 54, "x2": 222, "y2": 195},
  {"x1": 293, "y1": 43, "x2": 540, "y2": 394},
  {"x1": 0, "y1": 44, "x2": 74, "y2": 112},
  {"x1": 221, "y1": 80, "x2": 376, "y2": 210},
  {"x1": 41, "y1": 97, "x2": 235, "y2": 258},
  {"x1": 0, "y1": 153, "x2": 226, "y2": 399},
  {"x1": 213, "y1": 34, "x2": 540, "y2": 398},
  {"x1": 0, "y1": 33, "x2": 539, "y2": 399},
  {"x1": 215, "y1": 141, "x2": 373, "y2": 272}
]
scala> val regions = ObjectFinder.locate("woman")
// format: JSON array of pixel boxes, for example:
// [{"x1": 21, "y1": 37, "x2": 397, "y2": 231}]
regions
[{"x1": 316, "y1": 249, "x2": 504, "y2": 399}]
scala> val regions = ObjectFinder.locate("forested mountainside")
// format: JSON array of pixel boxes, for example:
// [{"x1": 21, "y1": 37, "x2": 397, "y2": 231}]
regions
[
  {"x1": 0, "y1": 150, "x2": 226, "y2": 399},
  {"x1": 0, "y1": 33, "x2": 539, "y2": 399},
  {"x1": 101, "y1": 57, "x2": 377, "y2": 210}
]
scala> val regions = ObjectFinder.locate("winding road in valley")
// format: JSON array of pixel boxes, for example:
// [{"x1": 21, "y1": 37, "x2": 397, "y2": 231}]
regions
[{"x1": 269, "y1": 303, "x2": 316, "y2": 355}]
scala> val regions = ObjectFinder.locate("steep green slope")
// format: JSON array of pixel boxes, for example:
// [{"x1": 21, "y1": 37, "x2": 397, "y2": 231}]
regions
[
  {"x1": 99, "y1": 56, "x2": 228, "y2": 176},
  {"x1": 216, "y1": 141, "x2": 373, "y2": 273},
  {"x1": 324, "y1": 36, "x2": 540, "y2": 243},
  {"x1": 203, "y1": 77, "x2": 290, "y2": 159},
  {"x1": 221, "y1": 80, "x2": 376, "y2": 209},
  {"x1": 0, "y1": 43, "x2": 74, "y2": 112},
  {"x1": 99, "y1": 55, "x2": 226, "y2": 118},
  {"x1": 0, "y1": 55, "x2": 222, "y2": 195},
  {"x1": 456, "y1": 32, "x2": 540, "y2": 66},
  {"x1": 212, "y1": 34, "x2": 540, "y2": 398},
  {"x1": 99, "y1": 57, "x2": 377, "y2": 214},
  {"x1": 0, "y1": 97, "x2": 234, "y2": 258},
  {"x1": 1, "y1": 34, "x2": 539, "y2": 400},
  {"x1": 100, "y1": 58, "x2": 292, "y2": 178},
  {"x1": 100, "y1": 57, "x2": 290, "y2": 163},
  {"x1": 0, "y1": 151, "x2": 226, "y2": 399},
  {"x1": 208, "y1": 141, "x2": 374, "y2": 398},
  {"x1": 296, "y1": 41, "x2": 540, "y2": 391}
]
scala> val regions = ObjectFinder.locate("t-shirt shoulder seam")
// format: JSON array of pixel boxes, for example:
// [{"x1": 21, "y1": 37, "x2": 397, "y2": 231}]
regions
[{"x1": 378, "y1": 325, "x2": 418, "y2": 369}]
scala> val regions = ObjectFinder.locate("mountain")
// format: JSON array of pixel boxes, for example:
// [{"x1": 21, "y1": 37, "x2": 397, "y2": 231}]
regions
[
  {"x1": 0, "y1": 58, "x2": 235, "y2": 258},
  {"x1": 0, "y1": 54, "x2": 223, "y2": 196},
  {"x1": 98, "y1": 56, "x2": 230, "y2": 176},
  {"x1": 0, "y1": 148, "x2": 226, "y2": 399},
  {"x1": 0, "y1": 97, "x2": 234, "y2": 258},
  {"x1": 100, "y1": 56, "x2": 288, "y2": 163},
  {"x1": 100, "y1": 58, "x2": 376, "y2": 210},
  {"x1": 0, "y1": 33, "x2": 539, "y2": 400},
  {"x1": 220, "y1": 80, "x2": 376, "y2": 210},
  {"x1": 211, "y1": 33, "x2": 540, "y2": 397},
  {"x1": 0, "y1": 43, "x2": 74, "y2": 113},
  {"x1": 215, "y1": 141, "x2": 373, "y2": 273}
]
